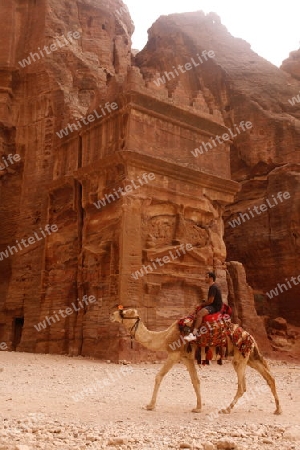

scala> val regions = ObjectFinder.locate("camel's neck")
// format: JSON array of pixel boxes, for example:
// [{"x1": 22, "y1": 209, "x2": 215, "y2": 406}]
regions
[{"x1": 123, "y1": 319, "x2": 178, "y2": 352}]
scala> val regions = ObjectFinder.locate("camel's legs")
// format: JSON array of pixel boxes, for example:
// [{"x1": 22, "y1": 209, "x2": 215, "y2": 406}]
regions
[
  {"x1": 181, "y1": 357, "x2": 202, "y2": 413},
  {"x1": 146, "y1": 353, "x2": 180, "y2": 410},
  {"x1": 247, "y1": 351, "x2": 282, "y2": 415},
  {"x1": 220, "y1": 348, "x2": 248, "y2": 414}
]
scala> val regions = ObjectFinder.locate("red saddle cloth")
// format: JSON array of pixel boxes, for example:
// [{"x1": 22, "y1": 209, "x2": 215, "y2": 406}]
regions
[
  {"x1": 177, "y1": 304, "x2": 232, "y2": 348},
  {"x1": 230, "y1": 325, "x2": 255, "y2": 357},
  {"x1": 194, "y1": 318, "x2": 230, "y2": 347},
  {"x1": 202, "y1": 303, "x2": 232, "y2": 322}
]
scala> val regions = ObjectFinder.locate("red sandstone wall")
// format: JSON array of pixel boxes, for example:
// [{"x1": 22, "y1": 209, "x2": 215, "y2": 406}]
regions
[
  {"x1": 1, "y1": 3, "x2": 299, "y2": 360},
  {"x1": 135, "y1": 11, "x2": 300, "y2": 327},
  {"x1": 0, "y1": 0, "x2": 133, "y2": 354}
]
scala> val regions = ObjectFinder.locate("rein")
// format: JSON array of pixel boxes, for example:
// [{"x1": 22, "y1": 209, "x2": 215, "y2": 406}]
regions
[{"x1": 119, "y1": 310, "x2": 140, "y2": 348}]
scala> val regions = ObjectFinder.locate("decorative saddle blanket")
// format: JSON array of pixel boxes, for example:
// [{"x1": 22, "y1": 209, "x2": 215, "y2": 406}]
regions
[
  {"x1": 178, "y1": 305, "x2": 254, "y2": 359},
  {"x1": 229, "y1": 324, "x2": 255, "y2": 357},
  {"x1": 177, "y1": 305, "x2": 231, "y2": 348}
]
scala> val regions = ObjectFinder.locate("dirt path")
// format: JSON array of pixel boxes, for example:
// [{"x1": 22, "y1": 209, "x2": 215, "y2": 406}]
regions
[{"x1": 0, "y1": 351, "x2": 300, "y2": 449}]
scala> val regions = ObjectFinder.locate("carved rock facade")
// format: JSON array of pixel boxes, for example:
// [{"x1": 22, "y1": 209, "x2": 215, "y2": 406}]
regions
[{"x1": 0, "y1": 2, "x2": 298, "y2": 361}]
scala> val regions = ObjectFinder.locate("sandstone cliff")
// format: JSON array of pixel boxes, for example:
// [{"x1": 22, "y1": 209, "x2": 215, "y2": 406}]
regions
[
  {"x1": 0, "y1": 2, "x2": 298, "y2": 361},
  {"x1": 0, "y1": 0, "x2": 133, "y2": 356},
  {"x1": 281, "y1": 49, "x2": 300, "y2": 81},
  {"x1": 134, "y1": 11, "x2": 300, "y2": 329}
]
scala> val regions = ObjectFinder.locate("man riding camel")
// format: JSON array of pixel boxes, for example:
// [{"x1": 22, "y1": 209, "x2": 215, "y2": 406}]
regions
[{"x1": 184, "y1": 272, "x2": 223, "y2": 342}]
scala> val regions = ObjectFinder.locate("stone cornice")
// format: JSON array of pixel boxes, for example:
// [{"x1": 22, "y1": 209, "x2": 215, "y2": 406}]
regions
[
  {"x1": 75, "y1": 151, "x2": 240, "y2": 197},
  {"x1": 116, "y1": 90, "x2": 229, "y2": 138}
]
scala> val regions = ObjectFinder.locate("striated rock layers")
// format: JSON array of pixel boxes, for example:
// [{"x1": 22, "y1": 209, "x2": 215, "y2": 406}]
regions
[
  {"x1": 0, "y1": 0, "x2": 134, "y2": 358},
  {"x1": 0, "y1": 2, "x2": 298, "y2": 361},
  {"x1": 135, "y1": 10, "x2": 300, "y2": 328},
  {"x1": 0, "y1": 0, "x2": 239, "y2": 362},
  {"x1": 281, "y1": 49, "x2": 300, "y2": 81},
  {"x1": 226, "y1": 262, "x2": 271, "y2": 355}
]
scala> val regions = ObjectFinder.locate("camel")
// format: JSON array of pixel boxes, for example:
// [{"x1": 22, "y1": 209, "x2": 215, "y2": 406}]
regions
[{"x1": 110, "y1": 308, "x2": 282, "y2": 415}]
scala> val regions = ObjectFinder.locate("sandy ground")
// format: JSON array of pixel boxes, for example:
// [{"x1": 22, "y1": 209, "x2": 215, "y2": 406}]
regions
[{"x1": 0, "y1": 351, "x2": 300, "y2": 450}]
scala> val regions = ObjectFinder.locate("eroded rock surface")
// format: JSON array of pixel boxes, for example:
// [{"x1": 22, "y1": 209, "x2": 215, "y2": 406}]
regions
[
  {"x1": 0, "y1": 3, "x2": 299, "y2": 360},
  {"x1": 135, "y1": 11, "x2": 300, "y2": 329}
]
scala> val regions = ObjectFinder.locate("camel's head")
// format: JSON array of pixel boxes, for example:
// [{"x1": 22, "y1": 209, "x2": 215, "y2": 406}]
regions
[{"x1": 110, "y1": 307, "x2": 139, "y2": 325}]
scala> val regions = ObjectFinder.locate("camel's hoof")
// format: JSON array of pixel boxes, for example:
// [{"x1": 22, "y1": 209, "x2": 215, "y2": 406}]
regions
[
  {"x1": 219, "y1": 407, "x2": 231, "y2": 414},
  {"x1": 191, "y1": 408, "x2": 202, "y2": 413},
  {"x1": 145, "y1": 404, "x2": 155, "y2": 411},
  {"x1": 274, "y1": 407, "x2": 282, "y2": 415}
]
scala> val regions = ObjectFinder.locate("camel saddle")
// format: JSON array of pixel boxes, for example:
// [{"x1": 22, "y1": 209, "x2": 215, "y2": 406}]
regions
[
  {"x1": 178, "y1": 304, "x2": 232, "y2": 341},
  {"x1": 178, "y1": 304, "x2": 232, "y2": 363}
]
